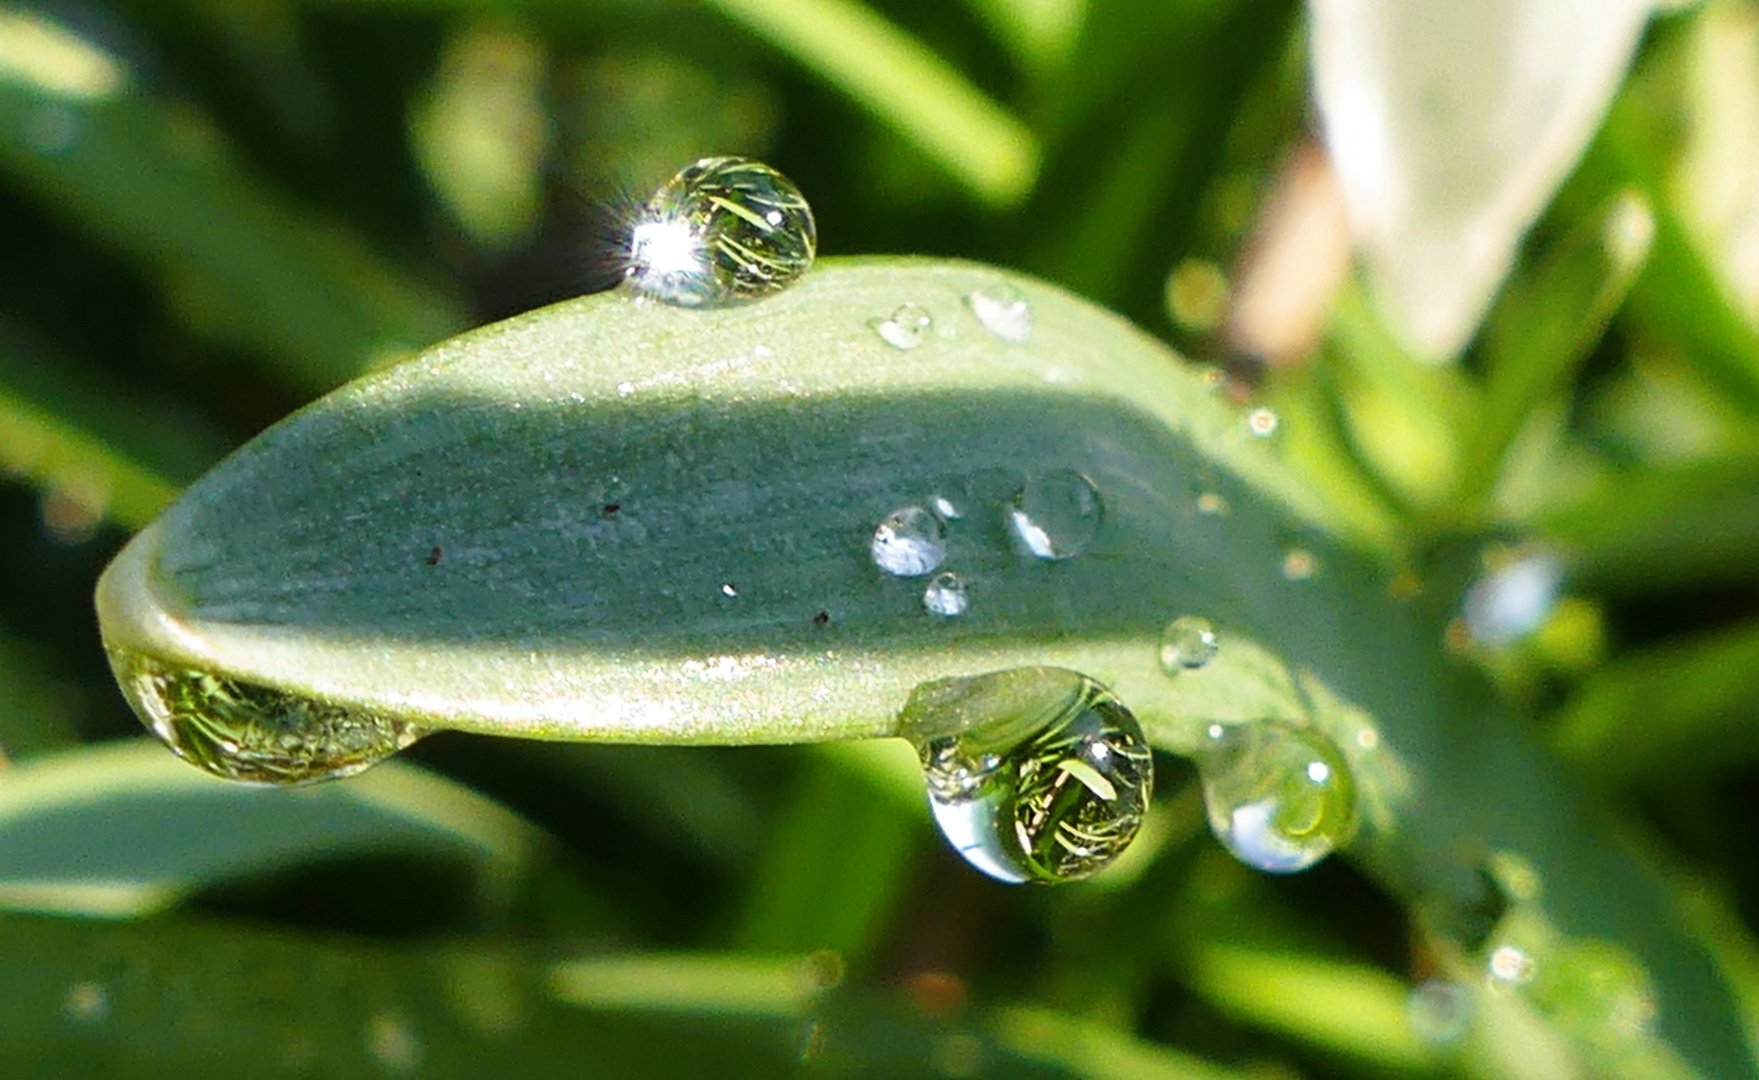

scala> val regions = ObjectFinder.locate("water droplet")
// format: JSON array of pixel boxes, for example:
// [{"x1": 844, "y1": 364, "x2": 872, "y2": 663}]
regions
[
  {"x1": 1246, "y1": 407, "x2": 1279, "y2": 438},
  {"x1": 616, "y1": 381, "x2": 635, "y2": 397},
  {"x1": 1407, "y1": 980, "x2": 1470, "y2": 1045},
  {"x1": 109, "y1": 650, "x2": 424, "y2": 785},
  {"x1": 903, "y1": 669, "x2": 1153, "y2": 883},
  {"x1": 1488, "y1": 944, "x2": 1537, "y2": 986},
  {"x1": 923, "y1": 573, "x2": 970, "y2": 617},
  {"x1": 721, "y1": 582, "x2": 739, "y2": 597},
  {"x1": 1463, "y1": 551, "x2": 1562, "y2": 645},
  {"x1": 62, "y1": 981, "x2": 108, "y2": 1024},
  {"x1": 966, "y1": 283, "x2": 1032, "y2": 343},
  {"x1": 871, "y1": 303, "x2": 934, "y2": 350},
  {"x1": 1532, "y1": 939, "x2": 1657, "y2": 1040},
  {"x1": 930, "y1": 495, "x2": 962, "y2": 521},
  {"x1": 871, "y1": 506, "x2": 947, "y2": 577},
  {"x1": 1281, "y1": 547, "x2": 1319, "y2": 581},
  {"x1": 1007, "y1": 471, "x2": 1102, "y2": 560},
  {"x1": 1197, "y1": 721, "x2": 1356, "y2": 873},
  {"x1": 624, "y1": 156, "x2": 816, "y2": 307},
  {"x1": 1159, "y1": 615, "x2": 1219, "y2": 671},
  {"x1": 1195, "y1": 491, "x2": 1230, "y2": 516}
]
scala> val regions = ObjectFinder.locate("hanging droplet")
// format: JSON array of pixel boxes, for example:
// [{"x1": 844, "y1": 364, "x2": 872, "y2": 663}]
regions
[
  {"x1": 1007, "y1": 471, "x2": 1102, "y2": 560},
  {"x1": 871, "y1": 303, "x2": 934, "y2": 350},
  {"x1": 923, "y1": 572, "x2": 970, "y2": 617},
  {"x1": 109, "y1": 649, "x2": 424, "y2": 785},
  {"x1": 1246, "y1": 407, "x2": 1279, "y2": 438},
  {"x1": 624, "y1": 156, "x2": 816, "y2": 307},
  {"x1": 901, "y1": 668, "x2": 1153, "y2": 883},
  {"x1": 966, "y1": 283, "x2": 1033, "y2": 343},
  {"x1": 1159, "y1": 615, "x2": 1219, "y2": 672},
  {"x1": 1197, "y1": 721, "x2": 1356, "y2": 873},
  {"x1": 871, "y1": 506, "x2": 947, "y2": 577}
]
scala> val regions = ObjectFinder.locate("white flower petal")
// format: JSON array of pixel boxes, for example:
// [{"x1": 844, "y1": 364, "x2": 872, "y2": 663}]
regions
[{"x1": 1310, "y1": 0, "x2": 1654, "y2": 361}]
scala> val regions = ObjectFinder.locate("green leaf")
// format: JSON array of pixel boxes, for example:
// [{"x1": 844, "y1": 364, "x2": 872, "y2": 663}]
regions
[
  {"x1": 0, "y1": 739, "x2": 542, "y2": 918},
  {"x1": 92, "y1": 258, "x2": 1752, "y2": 1079}
]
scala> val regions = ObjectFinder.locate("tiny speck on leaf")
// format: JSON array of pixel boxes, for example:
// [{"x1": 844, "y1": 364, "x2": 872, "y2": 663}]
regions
[
  {"x1": 424, "y1": 547, "x2": 443, "y2": 566},
  {"x1": 813, "y1": 611, "x2": 830, "y2": 625},
  {"x1": 601, "y1": 503, "x2": 621, "y2": 517}
]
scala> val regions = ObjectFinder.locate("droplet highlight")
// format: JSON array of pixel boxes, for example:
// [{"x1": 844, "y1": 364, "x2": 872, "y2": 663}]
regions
[
  {"x1": 870, "y1": 506, "x2": 947, "y2": 577},
  {"x1": 871, "y1": 303, "x2": 933, "y2": 350},
  {"x1": 1246, "y1": 407, "x2": 1279, "y2": 438},
  {"x1": 966, "y1": 283, "x2": 1032, "y2": 343},
  {"x1": 923, "y1": 572, "x2": 970, "y2": 617},
  {"x1": 624, "y1": 156, "x2": 816, "y2": 307},
  {"x1": 1463, "y1": 551, "x2": 1562, "y2": 645},
  {"x1": 902, "y1": 668, "x2": 1153, "y2": 883},
  {"x1": 1007, "y1": 471, "x2": 1102, "y2": 560},
  {"x1": 110, "y1": 649, "x2": 424, "y2": 785},
  {"x1": 1197, "y1": 721, "x2": 1355, "y2": 873},
  {"x1": 1159, "y1": 615, "x2": 1219, "y2": 671}
]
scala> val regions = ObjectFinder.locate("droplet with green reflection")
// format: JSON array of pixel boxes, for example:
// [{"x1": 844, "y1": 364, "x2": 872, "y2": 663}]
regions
[
  {"x1": 108, "y1": 648, "x2": 425, "y2": 785},
  {"x1": 901, "y1": 667, "x2": 1153, "y2": 883},
  {"x1": 1197, "y1": 720, "x2": 1356, "y2": 873}
]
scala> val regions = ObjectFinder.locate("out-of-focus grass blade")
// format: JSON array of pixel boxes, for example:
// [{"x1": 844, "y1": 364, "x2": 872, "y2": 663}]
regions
[
  {"x1": 1551, "y1": 622, "x2": 1759, "y2": 783},
  {"x1": 0, "y1": 10, "x2": 464, "y2": 391},
  {"x1": 958, "y1": 0, "x2": 1084, "y2": 74},
  {"x1": 705, "y1": 0, "x2": 1038, "y2": 208},
  {"x1": 992, "y1": 1004, "x2": 1247, "y2": 1080},
  {"x1": 734, "y1": 753, "x2": 922, "y2": 964},
  {"x1": 1460, "y1": 191, "x2": 1655, "y2": 507},
  {"x1": 0, "y1": 739, "x2": 540, "y2": 918},
  {"x1": 1538, "y1": 451, "x2": 1759, "y2": 589},
  {"x1": 0, "y1": 320, "x2": 227, "y2": 529},
  {"x1": 550, "y1": 952, "x2": 832, "y2": 1016},
  {"x1": 0, "y1": 912, "x2": 824, "y2": 1078},
  {"x1": 1324, "y1": 280, "x2": 1478, "y2": 512}
]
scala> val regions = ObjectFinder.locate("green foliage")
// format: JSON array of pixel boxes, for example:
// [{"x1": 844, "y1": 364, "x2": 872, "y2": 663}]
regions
[{"x1": 3, "y1": 0, "x2": 1759, "y2": 1078}]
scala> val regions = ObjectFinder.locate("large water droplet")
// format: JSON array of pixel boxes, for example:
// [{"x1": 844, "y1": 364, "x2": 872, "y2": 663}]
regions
[
  {"x1": 966, "y1": 283, "x2": 1032, "y2": 343},
  {"x1": 923, "y1": 572, "x2": 970, "y2": 617},
  {"x1": 871, "y1": 303, "x2": 933, "y2": 350},
  {"x1": 902, "y1": 668, "x2": 1153, "y2": 883},
  {"x1": 1197, "y1": 721, "x2": 1355, "y2": 873},
  {"x1": 1007, "y1": 471, "x2": 1101, "y2": 560},
  {"x1": 1159, "y1": 615, "x2": 1219, "y2": 671},
  {"x1": 109, "y1": 649, "x2": 424, "y2": 785},
  {"x1": 624, "y1": 156, "x2": 816, "y2": 307},
  {"x1": 871, "y1": 506, "x2": 947, "y2": 577}
]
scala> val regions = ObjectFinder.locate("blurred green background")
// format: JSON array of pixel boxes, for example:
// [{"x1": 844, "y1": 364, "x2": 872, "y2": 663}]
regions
[{"x1": 3, "y1": 0, "x2": 1759, "y2": 1075}]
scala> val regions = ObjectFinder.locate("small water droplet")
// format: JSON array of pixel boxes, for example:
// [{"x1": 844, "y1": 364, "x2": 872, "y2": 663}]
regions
[
  {"x1": 721, "y1": 582, "x2": 739, "y2": 597},
  {"x1": 1198, "y1": 721, "x2": 1355, "y2": 873},
  {"x1": 110, "y1": 649, "x2": 424, "y2": 785},
  {"x1": 930, "y1": 495, "x2": 962, "y2": 521},
  {"x1": 923, "y1": 573, "x2": 970, "y2": 617},
  {"x1": 871, "y1": 303, "x2": 934, "y2": 350},
  {"x1": 1281, "y1": 547, "x2": 1319, "y2": 581},
  {"x1": 903, "y1": 669, "x2": 1153, "y2": 883},
  {"x1": 1195, "y1": 491, "x2": 1230, "y2": 516},
  {"x1": 1463, "y1": 551, "x2": 1562, "y2": 645},
  {"x1": 62, "y1": 981, "x2": 108, "y2": 1024},
  {"x1": 1246, "y1": 407, "x2": 1279, "y2": 438},
  {"x1": 624, "y1": 156, "x2": 816, "y2": 307},
  {"x1": 966, "y1": 283, "x2": 1032, "y2": 343},
  {"x1": 871, "y1": 506, "x2": 947, "y2": 577},
  {"x1": 1007, "y1": 471, "x2": 1102, "y2": 560},
  {"x1": 1407, "y1": 980, "x2": 1470, "y2": 1045},
  {"x1": 1532, "y1": 938, "x2": 1658, "y2": 1040},
  {"x1": 1488, "y1": 944, "x2": 1537, "y2": 986},
  {"x1": 1159, "y1": 615, "x2": 1219, "y2": 671}
]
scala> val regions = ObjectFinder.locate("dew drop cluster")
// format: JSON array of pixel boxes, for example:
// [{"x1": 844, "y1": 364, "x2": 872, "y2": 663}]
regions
[{"x1": 624, "y1": 156, "x2": 817, "y2": 307}]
